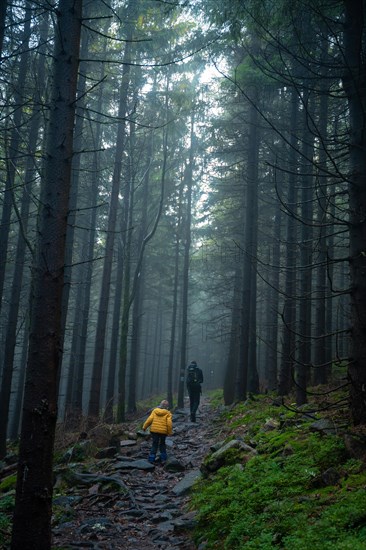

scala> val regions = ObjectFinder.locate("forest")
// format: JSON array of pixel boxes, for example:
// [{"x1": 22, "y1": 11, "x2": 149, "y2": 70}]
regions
[{"x1": 1, "y1": 0, "x2": 366, "y2": 548}]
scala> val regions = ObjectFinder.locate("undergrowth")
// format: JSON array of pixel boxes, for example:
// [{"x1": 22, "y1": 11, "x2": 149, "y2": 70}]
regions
[{"x1": 191, "y1": 393, "x2": 366, "y2": 549}]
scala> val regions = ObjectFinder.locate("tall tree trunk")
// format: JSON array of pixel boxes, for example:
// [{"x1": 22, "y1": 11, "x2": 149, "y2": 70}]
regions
[
  {"x1": 237, "y1": 88, "x2": 260, "y2": 401},
  {"x1": 117, "y1": 121, "x2": 166, "y2": 420},
  {"x1": 278, "y1": 89, "x2": 299, "y2": 396},
  {"x1": 167, "y1": 189, "x2": 183, "y2": 409},
  {"x1": 88, "y1": 6, "x2": 134, "y2": 419},
  {"x1": 0, "y1": 0, "x2": 7, "y2": 56},
  {"x1": 0, "y1": 2, "x2": 32, "y2": 320},
  {"x1": 0, "y1": 3, "x2": 33, "y2": 458},
  {"x1": 248, "y1": 256, "x2": 259, "y2": 393},
  {"x1": 313, "y1": 79, "x2": 329, "y2": 386},
  {"x1": 116, "y1": 145, "x2": 134, "y2": 423},
  {"x1": 11, "y1": 1, "x2": 82, "y2": 547},
  {"x1": 177, "y1": 114, "x2": 195, "y2": 409},
  {"x1": 9, "y1": 319, "x2": 29, "y2": 439},
  {"x1": 267, "y1": 204, "x2": 281, "y2": 391},
  {"x1": 150, "y1": 297, "x2": 162, "y2": 396},
  {"x1": 223, "y1": 265, "x2": 241, "y2": 405},
  {"x1": 127, "y1": 139, "x2": 149, "y2": 414},
  {"x1": 117, "y1": 80, "x2": 166, "y2": 418},
  {"x1": 70, "y1": 60, "x2": 107, "y2": 416},
  {"x1": 128, "y1": 73, "x2": 170, "y2": 412},
  {"x1": 343, "y1": 0, "x2": 366, "y2": 424},
  {"x1": 3, "y1": 9, "x2": 50, "y2": 430},
  {"x1": 60, "y1": 9, "x2": 91, "y2": 399},
  {"x1": 128, "y1": 263, "x2": 144, "y2": 412},
  {"x1": 103, "y1": 239, "x2": 124, "y2": 422},
  {"x1": 296, "y1": 82, "x2": 315, "y2": 406}
]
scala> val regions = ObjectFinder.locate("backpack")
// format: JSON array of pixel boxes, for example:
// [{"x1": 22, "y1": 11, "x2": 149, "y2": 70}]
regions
[{"x1": 187, "y1": 366, "x2": 200, "y2": 387}]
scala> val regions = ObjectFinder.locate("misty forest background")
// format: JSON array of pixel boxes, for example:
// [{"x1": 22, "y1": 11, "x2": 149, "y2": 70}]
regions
[{"x1": 1, "y1": 0, "x2": 366, "y2": 472}]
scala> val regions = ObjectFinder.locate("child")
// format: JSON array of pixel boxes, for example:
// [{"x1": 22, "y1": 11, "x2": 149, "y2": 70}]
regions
[{"x1": 143, "y1": 399, "x2": 172, "y2": 464}]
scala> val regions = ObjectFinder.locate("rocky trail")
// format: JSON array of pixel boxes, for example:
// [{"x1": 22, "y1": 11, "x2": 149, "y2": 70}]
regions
[{"x1": 52, "y1": 397, "x2": 220, "y2": 549}]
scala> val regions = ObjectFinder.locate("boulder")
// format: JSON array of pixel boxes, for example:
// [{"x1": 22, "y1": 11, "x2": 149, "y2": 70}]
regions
[
  {"x1": 95, "y1": 446, "x2": 118, "y2": 459},
  {"x1": 60, "y1": 439, "x2": 96, "y2": 463},
  {"x1": 263, "y1": 418, "x2": 280, "y2": 431},
  {"x1": 113, "y1": 458, "x2": 155, "y2": 471},
  {"x1": 309, "y1": 467, "x2": 341, "y2": 488},
  {"x1": 172, "y1": 469, "x2": 202, "y2": 496},
  {"x1": 164, "y1": 457, "x2": 185, "y2": 472},
  {"x1": 119, "y1": 439, "x2": 137, "y2": 447},
  {"x1": 309, "y1": 419, "x2": 336, "y2": 435},
  {"x1": 201, "y1": 439, "x2": 256, "y2": 474}
]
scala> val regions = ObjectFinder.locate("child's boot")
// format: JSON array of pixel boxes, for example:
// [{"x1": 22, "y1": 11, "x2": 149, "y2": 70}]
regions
[
  {"x1": 160, "y1": 451, "x2": 167, "y2": 464},
  {"x1": 148, "y1": 452, "x2": 156, "y2": 464}
]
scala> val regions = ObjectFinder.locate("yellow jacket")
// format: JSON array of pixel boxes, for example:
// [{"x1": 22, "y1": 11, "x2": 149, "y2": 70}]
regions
[{"x1": 143, "y1": 407, "x2": 173, "y2": 435}]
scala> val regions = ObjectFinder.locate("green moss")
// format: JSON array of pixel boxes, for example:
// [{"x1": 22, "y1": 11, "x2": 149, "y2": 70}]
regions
[
  {"x1": 52, "y1": 503, "x2": 75, "y2": 526},
  {"x1": 190, "y1": 398, "x2": 366, "y2": 549},
  {"x1": 0, "y1": 474, "x2": 17, "y2": 493},
  {"x1": 0, "y1": 493, "x2": 15, "y2": 512},
  {"x1": 0, "y1": 495, "x2": 13, "y2": 548},
  {"x1": 0, "y1": 513, "x2": 11, "y2": 546},
  {"x1": 207, "y1": 389, "x2": 225, "y2": 407}
]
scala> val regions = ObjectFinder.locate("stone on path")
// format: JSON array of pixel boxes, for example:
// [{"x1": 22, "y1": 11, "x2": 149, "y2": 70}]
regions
[{"x1": 172, "y1": 469, "x2": 202, "y2": 495}]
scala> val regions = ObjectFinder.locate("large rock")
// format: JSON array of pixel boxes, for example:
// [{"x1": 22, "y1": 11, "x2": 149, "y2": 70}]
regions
[
  {"x1": 60, "y1": 440, "x2": 96, "y2": 463},
  {"x1": 165, "y1": 456, "x2": 185, "y2": 473},
  {"x1": 172, "y1": 469, "x2": 202, "y2": 496},
  {"x1": 263, "y1": 418, "x2": 280, "y2": 431},
  {"x1": 113, "y1": 458, "x2": 155, "y2": 471},
  {"x1": 95, "y1": 446, "x2": 118, "y2": 459},
  {"x1": 201, "y1": 439, "x2": 257, "y2": 474},
  {"x1": 309, "y1": 466, "x2": 341, "y2": 488},
  {"x1": 119, "y1": 439, "x2": 137, "y2": 448},
  {"x1": 309, "y1": 419, "x2": 336, "y2": 435},
  {"x1": 54, "y1": 468, "x2": 128, "y2": 493}
]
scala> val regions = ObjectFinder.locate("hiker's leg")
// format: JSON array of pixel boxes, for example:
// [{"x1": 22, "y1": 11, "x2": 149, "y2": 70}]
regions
[
  {"x1": 149, "y1": 432, "x2": 159, "y2": 462},
  {"x1": 159, "y1": 435, "x2": 167, "y2": 462},
  {"x1": 190, "y1": 399, "x2": 195, "y2": 420},
  {"x1": 188, "y1": 390, "x2": 194, "y2": 414},
  {"x1": 191, "y1": 390, "x2": 199, "y2": 418}
]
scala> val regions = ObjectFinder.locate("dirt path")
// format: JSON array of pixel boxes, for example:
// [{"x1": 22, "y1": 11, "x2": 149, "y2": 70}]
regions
[{"x1": 52, "y1": 397, "x2": 219, "y2": 549}]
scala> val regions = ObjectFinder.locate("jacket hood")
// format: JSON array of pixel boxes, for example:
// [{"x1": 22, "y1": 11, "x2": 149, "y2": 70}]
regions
[{"x1": 154, "y1": 407, "x2": 170, "y2": 416}]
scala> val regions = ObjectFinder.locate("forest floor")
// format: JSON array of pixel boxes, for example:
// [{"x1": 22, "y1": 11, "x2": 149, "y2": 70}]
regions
[{"x1": 51, "y1": 396, "x2": 220, "y2": 550}]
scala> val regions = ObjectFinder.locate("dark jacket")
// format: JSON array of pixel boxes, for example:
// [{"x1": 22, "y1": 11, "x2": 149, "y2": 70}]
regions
[{"x1": 186, "y1": 362, "x2": 203, "y2": 390}]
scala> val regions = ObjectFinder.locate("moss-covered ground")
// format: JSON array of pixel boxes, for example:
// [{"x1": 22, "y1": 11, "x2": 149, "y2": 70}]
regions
[{"x1": 190, "y1": 391, "x2": 366, "y2": 549}]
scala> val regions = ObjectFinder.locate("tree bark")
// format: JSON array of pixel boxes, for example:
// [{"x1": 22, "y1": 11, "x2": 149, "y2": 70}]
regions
[
  {"x1": 167, "y1": 186, "x2": 183, "y2": 409},
  {"x1": 11, "y1": 1, "x2": 82, "y2": 547},
  {"x1": 0, "y1": 0, "x2": 7, "y2": 56},
  {"x1": 223, "y1": 265, "x2": 241, "y2": 404},
  {"x1": 278, "y1": 88, "x2": 299, "y2": 396},
  {"x1": 313, "y1": 76, "x2": 329, "y2": 386},
  {"x1": 177, "y1": 113, "x2": 195, "y2": 408},
  {"x1": 88, "y1": 5, "x2": 134, "y2": 419},
  {"x1": 0, "y1": 2, "x2": 33, "y2": 458},
  {"x1": 237, "y1": 86, "x2": 260, "y2": 401},
  {"x1": 343, "y1": 0, "x2": 366, "y2": 424},
  {"x1": 70, "y1": 57, "x2": 107, "y2": 417},
  {"x1": 296, "y1": 84, "x2": 315, "y2": 406},
  {"x1": 0, "y1": 2, "x2": 32, "y2": 321}
]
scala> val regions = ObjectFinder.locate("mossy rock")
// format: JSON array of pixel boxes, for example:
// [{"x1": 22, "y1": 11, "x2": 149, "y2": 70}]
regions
[
  {"x1": 59, "y1": 440, "x2": 97, "y2": 463},
  {"x1": 201, "y1": 439, "x2": 256, "y2": 475},
  {"x1": 54, "y1": 467, "x2": 127, "y2": 494}
]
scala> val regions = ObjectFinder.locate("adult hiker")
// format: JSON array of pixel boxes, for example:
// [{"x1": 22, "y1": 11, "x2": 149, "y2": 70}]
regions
[
  {"x1": 143, "y1": 399, "x2": 173, "y2": 464},
  {"x1": 186, "y1": 360, "x2": 204, "y2": 422}
]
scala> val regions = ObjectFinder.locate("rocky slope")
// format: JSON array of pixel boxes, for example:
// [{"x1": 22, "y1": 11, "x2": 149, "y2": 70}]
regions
[{"x1": 51, "y1": 398, "x2": 218, "y2": 549}]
